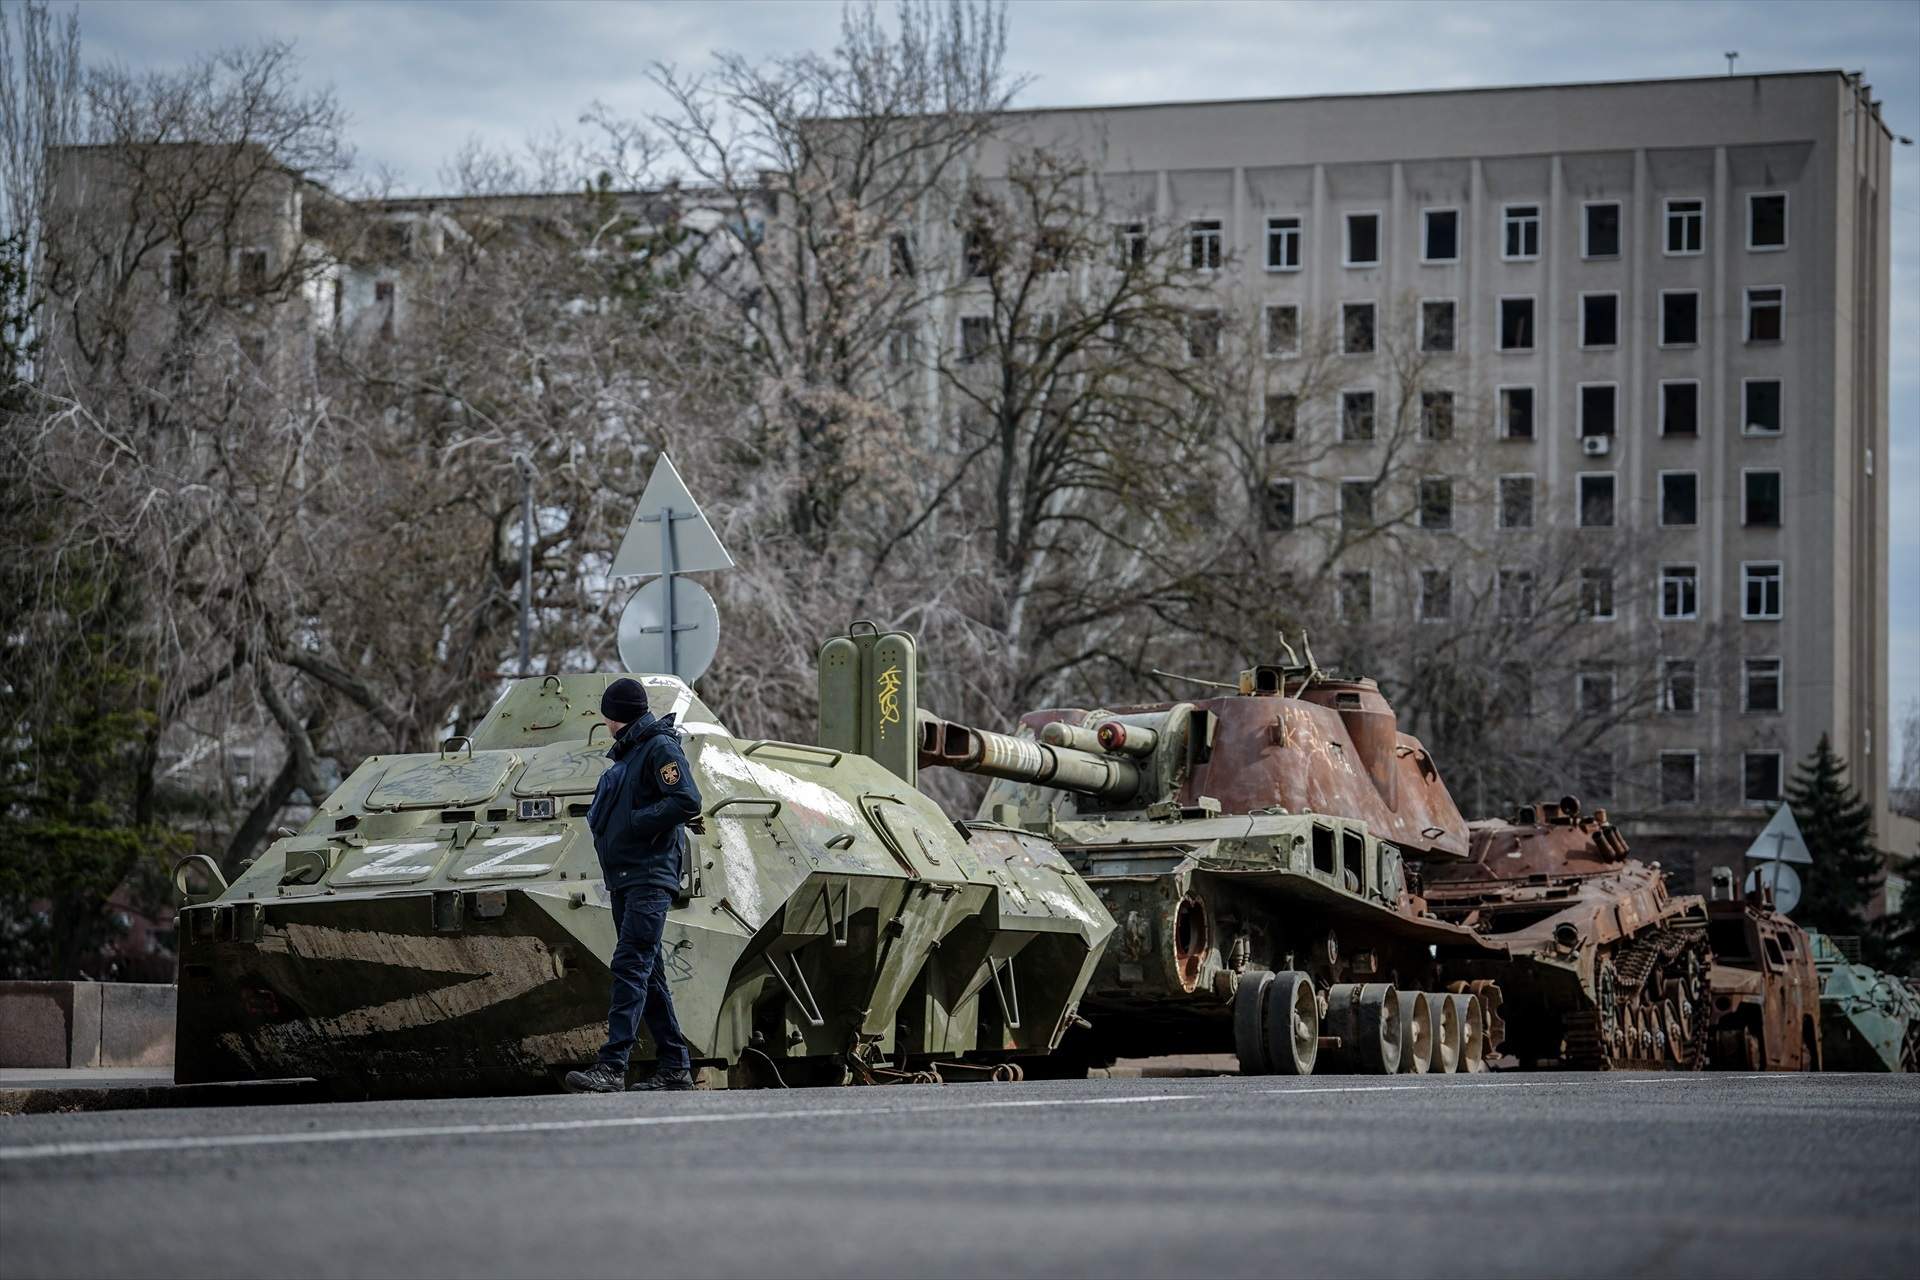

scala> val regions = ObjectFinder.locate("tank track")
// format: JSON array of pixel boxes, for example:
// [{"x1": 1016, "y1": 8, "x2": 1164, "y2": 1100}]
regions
[{"x1": 1562, "y1": 924, "x2": 1709, "y2": 1070}]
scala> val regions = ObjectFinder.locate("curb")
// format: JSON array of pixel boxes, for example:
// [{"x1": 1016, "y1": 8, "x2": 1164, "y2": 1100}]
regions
[{"x1": 0, "y1": 1080, "x2": 325, "y2": 1116}]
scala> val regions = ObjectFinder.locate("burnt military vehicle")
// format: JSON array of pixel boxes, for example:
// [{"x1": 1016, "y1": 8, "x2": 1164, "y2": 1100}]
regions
[
  {"x1": 1702, "y1": 869, "x2": 1822, "y2": 1071},
  {"x1": 173, "y1": 668, "x2": 1113, "y2": 1095},
  {"x1": 897, "y1": 654, "x2": 1503, "y2": 1077},
  {"x1": 1422, "y1": 798, "x2": 1712, "y2": 1070}
]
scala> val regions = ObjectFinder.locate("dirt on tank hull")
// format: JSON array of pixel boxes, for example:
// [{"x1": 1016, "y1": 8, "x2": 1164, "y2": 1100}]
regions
[{"x1": 1422, "y1": 798, "x2": 1711, "y2": 1070}]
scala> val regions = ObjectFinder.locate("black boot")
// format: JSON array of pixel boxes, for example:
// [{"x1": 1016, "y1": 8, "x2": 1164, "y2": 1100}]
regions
[
  {"x1": 563, "y1": 1061, "x2": 626, "y2": 1094},
  {"x1": 627, "y1": 1067, "x2": 695, "y2": 1092}
]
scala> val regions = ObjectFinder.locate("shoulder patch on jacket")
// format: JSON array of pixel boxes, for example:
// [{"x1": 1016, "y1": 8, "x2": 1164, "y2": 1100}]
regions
[{"x1": 659, "y1": 761, "x2": 681, "y2": 787}]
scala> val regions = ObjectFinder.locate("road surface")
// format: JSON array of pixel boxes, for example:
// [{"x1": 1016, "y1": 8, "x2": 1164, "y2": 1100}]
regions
[{"x1": 3, "y1": 1072, "x2": 1915, "y2": 1279}]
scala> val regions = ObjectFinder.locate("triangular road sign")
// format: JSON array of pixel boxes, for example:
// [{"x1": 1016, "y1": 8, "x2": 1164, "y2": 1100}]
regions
[
  {"x1": 1744, "y1": 803, "x2": 1812, "y2": 864},
  {"x1": 610, "y1": 455, "x2": 735, "y2": 578}
]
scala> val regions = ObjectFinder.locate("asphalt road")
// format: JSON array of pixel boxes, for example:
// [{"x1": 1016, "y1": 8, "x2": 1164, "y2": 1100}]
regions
[{"x1": 2, "y1": 1072, "x2": 1915, "y2": 1280}]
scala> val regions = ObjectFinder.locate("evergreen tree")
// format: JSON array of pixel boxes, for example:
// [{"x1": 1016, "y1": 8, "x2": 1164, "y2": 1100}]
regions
[{"x1": 1784, "y1": 734, "x2": 1886, "y2": 950}]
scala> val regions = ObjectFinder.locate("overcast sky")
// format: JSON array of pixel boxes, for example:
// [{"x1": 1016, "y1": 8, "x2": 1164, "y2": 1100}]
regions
[{"x1": 63, "y1": 0, "x2": 1920, "y2": 783}]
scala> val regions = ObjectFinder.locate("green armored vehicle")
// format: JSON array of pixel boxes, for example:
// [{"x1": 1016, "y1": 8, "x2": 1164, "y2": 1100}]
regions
[
  {"x1": 173, "y1": 666, "x2": 1113, "y2": 1095},
  {"x1": 910, "y1": 657, "x2": 1504, "y2": 1077},
  {"x1": 1805, "y1": 931, "x2": 1920, "y2": 1072}
]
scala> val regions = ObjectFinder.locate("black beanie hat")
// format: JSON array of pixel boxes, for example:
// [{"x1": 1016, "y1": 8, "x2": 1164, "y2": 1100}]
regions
[{"x1": 601, "y1": 677, "x2": 650, "y2": 723}]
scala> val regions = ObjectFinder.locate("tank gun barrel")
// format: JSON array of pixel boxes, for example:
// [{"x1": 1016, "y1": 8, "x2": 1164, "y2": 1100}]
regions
[{"x1": 919, "y1": 712, "x2": 1141, "y2": 800}]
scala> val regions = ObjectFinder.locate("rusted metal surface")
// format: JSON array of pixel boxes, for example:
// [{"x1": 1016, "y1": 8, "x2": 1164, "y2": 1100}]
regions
[{"x1": 1704, "y1": 882, "x2": 1823, "y2": 1071}]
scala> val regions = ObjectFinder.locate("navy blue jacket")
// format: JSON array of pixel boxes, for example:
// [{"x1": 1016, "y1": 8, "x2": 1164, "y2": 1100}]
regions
[{"x1": 586, "y1": 711, "x2": 703, "y2": 894}]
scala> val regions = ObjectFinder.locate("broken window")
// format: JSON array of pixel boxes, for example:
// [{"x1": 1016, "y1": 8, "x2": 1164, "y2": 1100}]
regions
[
  {"x1": 1265, "y1": 304, "x2": 1299, "y2": 356},
  {"x1": 1744, "y1": 658, "x2": 1782, "y2": 713},
  {"x1": 1660, "y1": 751, "x2": 1700, "y2": 805},
  {"x1": 1266, "y1": 217, "x2": 1301, "y2": 270},
  {"x1": 1584, "y1": 202, "x2": 1621, "y2": 258},
  {"x1": 1665, "y1": 198, "x2": 1704, "y2": 255},
  {"x1": 1746, "y1": 287, "x2": 1784, "y2": 343},
  {"x1": 1264, "y1": 393, "x2": 1298, "y2": 443},
  {"x1": 1503, "y1": 204, "x2": 1541, "y2": 259},
  {"x1": 1660, "y1": 564, "x2": 1699, "y2": 620},
  {"x1": 1188, "y1": 220, "x2": 1223, "y2": 271},
  {"x1": 1498, "y1": 297, "x2": 1535, "y2": 351},
  {"x1": 1744, "y1": 379, "x2": 1782, "y2": 435},
  {"x1": 1664, "y1": 659, "x2": 1698, "y2": 713},
  {"x1": 1423, "y1": 209, "x2": 1458, "y2": 262},
  {"x1": 1419, "y1": 477, "x2": 1454, "y2": 530},
  {"x1": 1748, "y1": 193, "x2": 1787, "y2": 250},
  {"x1": 1659, "y1": 472, "x2": 1698, "y2": 527},
  {"x1": 1337, "y1": 570, "x2": 1372, "y2": 620},
  {"x1": 1743, "y1": 562, "x2": 1783, "y2": 619},
  {"x1": 1341, "y1": 479, "x2": 1376, "y2": 529},
  {"x1": 1341, "y1": 390, "x2": 1376, "y2": 442},
  {"x1": 1578, "y1": 473, "x2": 1616, "y2": 528},
  {"x1": 1581, "y1": 293, "x2": 1618, "y2": 348},
  {"x1": 1662, "y1": 381, "x2": 1700, "y2": 437},
  {"x1": 1420, "y1": 568, "x2": 1453, "y2": 621},
  {"x1": 1744, "y1": 752, "x2": 1783, "y2": 803},
  {"x1": 1580, "y1": 384, "x2": 1617, "y2": 437},
  {"x1": 1498, "y1": 475, "x2": 1534, "y2": 529},
  {"x1": 1345, "y1": 213, "x2": 1380, "y2": 267},
  {"x1": 1420, "y1": 300, "x2": 1456, "y2": 353},
  {"x1": 889, "y1": 232, "x2": 917, "y2": 278},
  {"x1": 1421, "y1": 389, "x2": 1454, "y2": 440},
  {"x1": 960, "y1": 315, "x2": 992, "y2": 362},
  {"x1": 1581, "y1": 567, "x2": 1616, "y2": 620},
  {"x1": 1500, "y1": 386, "x2": 1535, "y2": 439},
  {"x1": 1342, "y1": 302, "x2": 1377, "y2": 354},
  {"x1": 1498, "y1": 568, "x2": 1536, "y2": 619},
  {"x1": 1263, "y1": 480, "x2": 1296, "y2": 532},
  {"x1": 1744, "y1": 470, "x2": 1782, "y2": 527},
  {"x1": 1661, "y1": 290, "x2": 1699, "y2": 346}
]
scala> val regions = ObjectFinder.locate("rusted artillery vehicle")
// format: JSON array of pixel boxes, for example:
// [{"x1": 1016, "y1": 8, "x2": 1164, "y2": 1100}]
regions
[
  {"x1": 1422, "y1": 798, "x2": 1712, "y2": 1070},
  {"x1": 893, "y1": 653, "x2": 1504, "y2": 1077},
  {"x1": 1702, "y1": 868, "x2": 1822, "y2": 1070}
]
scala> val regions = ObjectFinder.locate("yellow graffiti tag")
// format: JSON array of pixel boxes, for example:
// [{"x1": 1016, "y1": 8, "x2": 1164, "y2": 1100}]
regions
[{"x1": 875, "y1": 664, "x2": 903, "y2": 738}]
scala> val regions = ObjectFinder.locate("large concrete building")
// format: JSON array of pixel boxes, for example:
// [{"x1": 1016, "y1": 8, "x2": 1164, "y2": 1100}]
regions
[{"x1": 976, "y1": 71, "x2": 1895, "y2": 890}]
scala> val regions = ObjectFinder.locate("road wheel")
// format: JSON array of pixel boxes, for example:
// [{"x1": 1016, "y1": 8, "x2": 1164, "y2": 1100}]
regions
[
  {"x1": 1234, "y1": 971, "x2": 1274, "y2": 1075},
  {"x1": 1355, "y1": 983, "x2": 1402, "y2": 1074},
  {"x1": 1264, "y1": 971, "x2": 1318, "y2": 1076}
]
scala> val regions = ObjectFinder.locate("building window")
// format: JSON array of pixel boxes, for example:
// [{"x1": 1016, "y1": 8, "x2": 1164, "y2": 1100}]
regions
[
  {"x1": 1579, "y1": 750, "x2": 1615, "y2": 803},
  {"x1": 1659, "y1": 471, "x2": 1698, "y2": 527},
  {"x1": 1743, "y1": 562, "x2": 1783, "y2": 619},
  {"x1": 1113, "y1": 221, "x2": 1147, "y2": 268},
  {"x1": 374, "y1": 280, "x2": 396, "y2": 340},
  {"x1": 1579, "y1": 383, "x2": 1617, "y2": 437},
  {"x1": 1338, "y1": 570, "x2": 1372, "y2": 621},
  {"x1": 888, "y1": 232, "x2": 917, "y2": 278},
  {"x1": 1661, "y1": 380, "x2": 1700, "y2": 437},
  {"x1": 1748, "y1": 193, "x2": 1787, "y2": 251},
  {"x1": 1581, "y1": 567, "x2": 1616, "y2": 621},
  {"x1": 1423, "y1": 208, "x2": 1459, "y2": 263},
  {"x1": 1341, "y1": 390, "x2": 1376, "y2": 441},
  {"x1": 165, "y1": 249, "x2": 197, "y2": 298},
  {"x1": 1186, "y1": 309, "x2": 1221, "y2": 360},
  {"x1": 1345, "y1": 212, "x2": 1380, "y2": 267},
  {"x1": 1578, "y1": 473, "x2": 1615, "y2": 528},
  {"x1": 1745, "y1": 286, "x2": 1784, "y2": 343},
  {"x1": 1660, "y1": 290, "x2": 1700, "y2": 346},
  {"x1": 1583, "y1": 201, "x2": 1621, "y2": 258},
  {"x1": 1264, "y1": 480, "x2": 1296, "y2": 531},
  {"x1": 885, "y1": 326, "x2": 914, "y2": 368},
  {"x1": 1035, "y1": 227, "x2": 1070, "y2": 274},
  {"x1": 1744, "y1": 657, "x2": 1782, "y2": 713},
  {"x1": 1498, "y1": 568, "x2": 1536, "y2": 619},
  {"x1": 1664, "y1": 659, "x2": 1698, "y2": 713},
  {"x1": 1420, "y1": 389, "x2": 1454, "y2": 441},
  {"x1": 1660, "y1": 751, "x2": 1700, "y2": 805},
  {"x1": 1264, "y1": 394, "x2": 1298, "y2": 442},
  {"x1": 1340, "y1": 479, "x2": 1375, "y2": 529},
  {"x1": 1577, "y1": 668, "x2": 1614, "y2": 716},
  {"x1": 1419, "y1": 569, "x2": 1453, "y2": 621},
  {"x1": 1498, "y1": 297, "x2": 1535, "y2": 351},
  {"x1": 1660, "y1": 564, "x2": 1699, "y2": 620},
  {"x1": 1342, "y1": 302, "x2": 1376, "y2": 354},
  {"x1": 965, "y1": 223, "x2": 994, "y2": 277},
  {"x1": 1266, "y1": 217, "x2": 1302, "y2": 270},
  {"x1": 1420, "y1": 299, "x2": 1456, "y2": 352},
  {"x1": 1743, "y1": 470, "x2": 1782, "y2": 527},
  {"x1": 1743, "y1": 379, "x2": 1782, "y2": 435},
  {"x1": 1265, "y1": 304, "x2": 1300, "y2": 356},
  {"x1": 1502, "y1": 204, "x2": 1541, "y2": 260},
  {"x1": 1664, "y1": 198, "x2": 1704, "y2": 255},
  {"x1": 960, "y1": 315, "x2": 991, "y2": 362},
  {"x1": 1744, "y1": 752, "x2": 1784, "y2": 803},
  {"x1": 1499, "y1": 386, "x2": 1535, "y2": 439},
  {"x1": 1498, "y1": 475, "x2": 1534, "y2": 529},
  {"x1": 1580, "y1": 293, "x2": 1618, "y2": 348},
  {"x1": 1419, "y1": 477, "x2": 1454, "y2": 530},
  {"x1": 1502, "y1": 663, "x2": 1533, "y2": 718},
  {"x1": 235, "y1": 247, "x2": 269, "y2": 293},
  {"x1": 1188, "y1": 220, "x2": 1222, "y2": 271}
]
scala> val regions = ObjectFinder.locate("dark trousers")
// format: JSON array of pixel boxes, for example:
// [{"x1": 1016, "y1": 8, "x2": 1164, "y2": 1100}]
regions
[{"x1": 597, "y1": 885, "x2": 690, "y2": 1072}]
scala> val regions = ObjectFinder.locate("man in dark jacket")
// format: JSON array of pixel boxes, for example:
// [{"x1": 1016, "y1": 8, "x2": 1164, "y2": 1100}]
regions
[{"x1": 564, "y1": 677, "x2": 703, "y2": 1094}]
